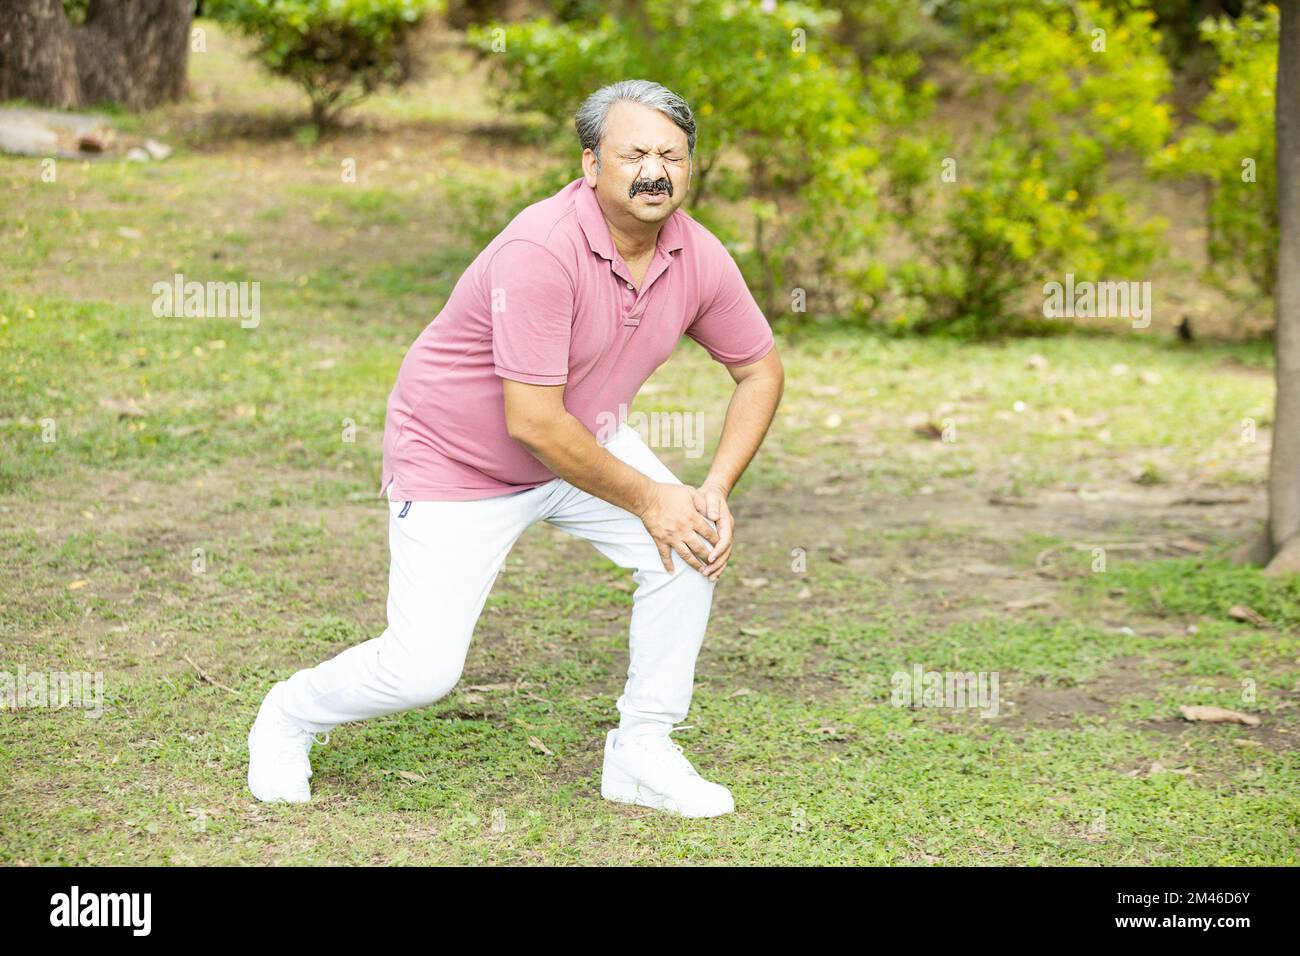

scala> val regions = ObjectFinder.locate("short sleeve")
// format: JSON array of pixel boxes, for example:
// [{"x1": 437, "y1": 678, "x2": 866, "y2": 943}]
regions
[
  {"x1": 487, "y1": 239, "x2": 576, "y2": 385},
  {"x1": 685, "y1": 239, "x2": 775, "y2": 367}
]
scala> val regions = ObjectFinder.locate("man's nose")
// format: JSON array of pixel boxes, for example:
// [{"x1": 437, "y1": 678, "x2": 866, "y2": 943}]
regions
[{"x1": 638, "y1": 156, "x2": 668, "y2": 182}]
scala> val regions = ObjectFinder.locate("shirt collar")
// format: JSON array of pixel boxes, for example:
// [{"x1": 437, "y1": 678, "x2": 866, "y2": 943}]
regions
[{"x1": 575, "y1": 178, "x2": 685, "y2": 263}]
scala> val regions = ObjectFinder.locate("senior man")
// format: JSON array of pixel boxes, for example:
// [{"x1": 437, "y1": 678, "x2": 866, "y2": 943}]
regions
[{"x1": 248, "y1": 79, "x2": 784, "y2": 818}]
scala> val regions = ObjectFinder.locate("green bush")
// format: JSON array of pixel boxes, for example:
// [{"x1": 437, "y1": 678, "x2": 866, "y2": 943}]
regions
[
  {"x1": 1156, "y1": 6, "x2": 1278, "y2": 301},
  {"x1": 889, "y1": 1, "x2": 1173, "y2": 335},
  {"x1": 209, "y1": 0, "x2": 435, "y2": 127}
]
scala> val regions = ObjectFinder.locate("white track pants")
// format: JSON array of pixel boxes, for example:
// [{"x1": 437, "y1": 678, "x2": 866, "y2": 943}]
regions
[{"x1": 277, "y1": 424, "x2": 718, "y2": 737}]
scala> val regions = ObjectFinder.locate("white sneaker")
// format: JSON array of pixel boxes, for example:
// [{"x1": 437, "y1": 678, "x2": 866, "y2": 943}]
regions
[
  {"x1": 247, "y1": 682, "x2": 329, "y2": 804},
  {"x1": 600, "y1": 727, "x2": 734, "y2": 818}
]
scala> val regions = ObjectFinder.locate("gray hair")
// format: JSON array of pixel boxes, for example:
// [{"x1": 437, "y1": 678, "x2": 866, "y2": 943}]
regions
[{"x1": 574, "y1": 80, "x2": 697, "y2": 168}]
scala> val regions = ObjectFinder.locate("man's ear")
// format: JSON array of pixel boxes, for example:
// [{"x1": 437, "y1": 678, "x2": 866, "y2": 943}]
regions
[{"x1": 582, "y1": 148, "x2": 599, "y2": 187}]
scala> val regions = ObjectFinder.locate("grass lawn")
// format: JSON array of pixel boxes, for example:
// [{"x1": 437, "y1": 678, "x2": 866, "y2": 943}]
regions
[{"x1": 1, "y1": 21, "x2": 1296, "y2": 865}]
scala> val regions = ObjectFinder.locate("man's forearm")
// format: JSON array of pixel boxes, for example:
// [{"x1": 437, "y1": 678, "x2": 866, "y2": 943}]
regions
[
  {"x1": 703, "y1": 372, "x2": 783, "y2": 495},
  {"x1": 511, "y1": 411, "x2": 658, "y2": 515}
]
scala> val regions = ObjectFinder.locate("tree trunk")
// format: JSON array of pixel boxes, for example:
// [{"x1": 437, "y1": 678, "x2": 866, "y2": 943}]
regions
[
  {"x1": 0, "y1": 0, "x2": 192, "y2": 111},
  {"x1": 0, "y1": 0, "x2": 80, "y2": 108},
  {"x1": 1265, "y1": 0, "x2": 1300, "y2": 576}
]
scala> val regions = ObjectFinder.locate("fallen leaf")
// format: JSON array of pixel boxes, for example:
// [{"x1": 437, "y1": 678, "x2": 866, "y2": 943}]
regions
[
  {"x1": 1179, "y1": 705, "x2": 1260, "y2": 727},
  {"x1": 1004, "y1": 597, "x2": 1052, "y2": 610},
  {"x1": 1228, "y1": 605, "x2": 1269, "y2": 627},
  {"x1": 99, "y1": 396, "x2": 146, "y2": 418},
  {"x1": 527, "y1": 735, "x2": 553, "y2": 756},
  {"x1": 913, "y1": 421, "x2": 943, "y2": 440},
  {"x1": 989, "y1": 495, "x2": 1035, "y2": 508}
]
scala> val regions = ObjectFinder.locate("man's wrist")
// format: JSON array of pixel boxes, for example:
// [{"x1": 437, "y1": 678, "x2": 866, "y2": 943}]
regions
[
  {"x1": 700, "y1": 475, "x2": 732, "y2": 496},
  {"x1": 631, "y1": 474, "x2": 660, "y2": 518}
]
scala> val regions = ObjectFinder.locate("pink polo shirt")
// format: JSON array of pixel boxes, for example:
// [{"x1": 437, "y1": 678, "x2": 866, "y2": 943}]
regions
[{"x1": 378, "y1": 177, "x2": 775, "y2": 501}]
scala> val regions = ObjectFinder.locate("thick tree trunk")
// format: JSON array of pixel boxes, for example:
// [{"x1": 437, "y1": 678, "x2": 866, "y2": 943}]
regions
[
  {"x1": 0, "y1": 0, "x2": 80, "y2": 108},
  {"x1": 75, "y1": 0, "x2": 192, "y2": 109},
  {"x1": 1265, "y1": 0, "x2": 1300, "y2": 576},
  {"x1": 0, "y1": 0, "x2": 192, "y2": 111}
]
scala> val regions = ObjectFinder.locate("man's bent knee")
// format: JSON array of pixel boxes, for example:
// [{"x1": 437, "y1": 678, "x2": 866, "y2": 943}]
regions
[{"x1": 381, "y1": 648, "x2": 465, "y2": 710}]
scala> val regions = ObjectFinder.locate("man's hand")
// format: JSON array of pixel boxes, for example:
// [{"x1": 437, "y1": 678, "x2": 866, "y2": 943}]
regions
[
  {"x1": 639, "y1": 482, "x2": 720, "y2": 575},
  {"x1": 693, "y1": 482, "x2": 733, "y2": 581}
]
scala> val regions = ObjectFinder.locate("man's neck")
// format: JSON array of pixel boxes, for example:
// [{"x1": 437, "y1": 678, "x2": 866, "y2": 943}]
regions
[
  {"x1": 595, "y1": 192, "x2": 660, "y2": 262},
  {"x1": 609, "y1": 223, "x2": 659, "y2": 263}
]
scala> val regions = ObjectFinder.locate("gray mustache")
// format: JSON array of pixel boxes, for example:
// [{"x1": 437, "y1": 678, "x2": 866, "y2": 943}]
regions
[{"x1": 630, "y1": 178, "x2": 673, "y2": 198}]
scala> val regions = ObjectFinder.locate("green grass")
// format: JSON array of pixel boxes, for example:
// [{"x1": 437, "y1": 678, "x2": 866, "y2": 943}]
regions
[{"x1": 1, "y1": 19, "x2": 1296, "y2": 866}]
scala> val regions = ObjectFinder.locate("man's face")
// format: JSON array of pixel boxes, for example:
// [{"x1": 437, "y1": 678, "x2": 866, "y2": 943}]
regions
[{"x1": 583, "y1": 100, "x2": 691, "y2": 228}]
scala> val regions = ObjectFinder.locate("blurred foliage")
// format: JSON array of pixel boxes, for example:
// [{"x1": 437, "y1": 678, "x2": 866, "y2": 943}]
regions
[
  {"x1": 890, "y1": 1, "x2": 1174, "y2": 334},
  {"x1": 1156, "y1": 5, "x2": 1279, "y2": 301},
  {"x1": 826, "y1": 0, "x2": 956, "y2": 61},
  {"x1": 208, "y1": 0, "x2": 437, "y2": 127},
  {"x1": 60, "y1": 0, "x2": 90, "y2": 23}
]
